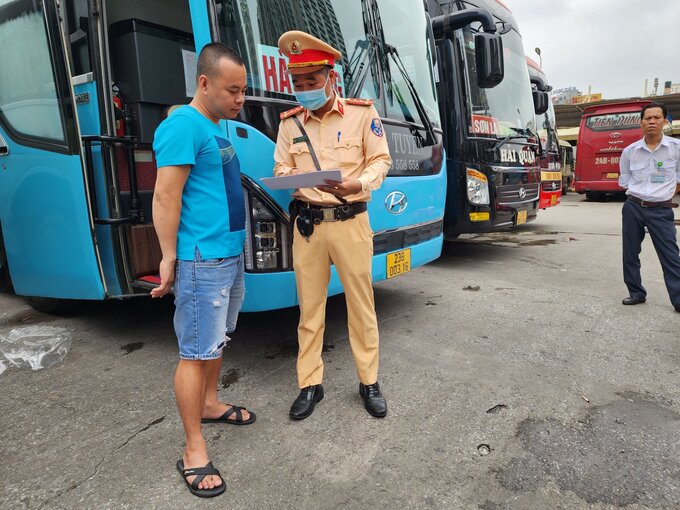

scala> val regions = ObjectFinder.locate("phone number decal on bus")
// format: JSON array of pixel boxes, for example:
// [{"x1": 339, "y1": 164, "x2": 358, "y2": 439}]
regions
[
  {"x1": 595, "y1": 157, "x2": 620, "y2": 165},
  {"x1": 393, "y1": 159, "x2": 421, "y2": 172}
]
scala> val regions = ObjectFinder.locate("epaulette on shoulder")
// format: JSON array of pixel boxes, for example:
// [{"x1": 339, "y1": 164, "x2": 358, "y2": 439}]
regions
[
  {"x1": 345, "y1": 98, "x2": 374, "y2": 107},
  {"x1": 280, "y1": 106, "x2": 304, "y2": 120}
]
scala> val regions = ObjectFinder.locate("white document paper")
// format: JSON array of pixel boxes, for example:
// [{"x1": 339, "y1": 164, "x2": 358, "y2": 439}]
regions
[
  {"x1": 181, "y1": 49, "x2": 197, "y2": 98},
  {"x1": 260, "y1": 170, "x2": 343, "y2": 190}
]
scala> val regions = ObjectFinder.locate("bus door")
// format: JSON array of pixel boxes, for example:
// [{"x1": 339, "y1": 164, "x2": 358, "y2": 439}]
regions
[
  {"x1": 559, "y1": 140, "x2": 574, "y2": 193},
  {"x1": 0, "y1": 0, "x2": 105, "y2": 299}
]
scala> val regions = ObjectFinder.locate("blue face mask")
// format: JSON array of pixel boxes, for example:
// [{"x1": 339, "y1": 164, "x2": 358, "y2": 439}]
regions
[{"x1": 295, "y1": 75, "x2": 331, "y2": 111}]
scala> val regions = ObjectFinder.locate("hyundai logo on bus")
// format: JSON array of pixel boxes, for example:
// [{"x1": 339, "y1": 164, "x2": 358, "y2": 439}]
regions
[
  {"x1": 518, "y1": 188, "x2": 527, "y2": 199},
  {"x1": 610, "y1": 132, "x2": 622, "y2": 139},
  {"x1": 385, "y1": 191, "x2": 408, "y2": 214}
]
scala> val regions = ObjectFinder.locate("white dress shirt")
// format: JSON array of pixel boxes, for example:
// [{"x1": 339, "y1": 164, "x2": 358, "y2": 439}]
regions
[{"x1": 619, "y1": 135, "x2": 680, "y2": 202}]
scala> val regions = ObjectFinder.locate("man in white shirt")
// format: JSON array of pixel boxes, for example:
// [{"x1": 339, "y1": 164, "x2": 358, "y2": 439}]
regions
[{"x1": 618, "y1": 102, "x2": 680, "y2": 312}]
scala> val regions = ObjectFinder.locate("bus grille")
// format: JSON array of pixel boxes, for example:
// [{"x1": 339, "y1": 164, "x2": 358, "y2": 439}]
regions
[
  {"x1": 497, "y1": 183, "x2": 540, "y2": 205},
  {"x1": 541, "y1": 180, "x2": 561, "y2": 192},
  {"x1": 373, "y1": 220, "x2": 443, "y2": 255}
]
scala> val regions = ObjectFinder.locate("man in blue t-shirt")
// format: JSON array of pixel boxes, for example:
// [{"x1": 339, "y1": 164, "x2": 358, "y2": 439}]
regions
[{"x1": 152, "y1": 43, "x2": 253, "y2": 498}]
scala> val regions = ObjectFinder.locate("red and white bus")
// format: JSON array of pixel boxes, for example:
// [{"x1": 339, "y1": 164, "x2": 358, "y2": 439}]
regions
[
  {"x1": 575, "y1": 100, "x2": 650, "y2": 200},
  {"x1": 527, "y1": 58, "x2": 561, "y2": 209}
]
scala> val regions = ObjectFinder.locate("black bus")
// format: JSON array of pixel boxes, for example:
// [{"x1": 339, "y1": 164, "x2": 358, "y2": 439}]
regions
[{"x1": 427, "y1": 0, "x2": 547, "y2": 239}]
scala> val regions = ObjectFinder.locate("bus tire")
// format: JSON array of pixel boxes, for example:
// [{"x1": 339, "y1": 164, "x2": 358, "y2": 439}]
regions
[
  {"x1": 585, "y1": 191, "x2": 604, "y2": 201},
  {"x1": 0, "y1": 229, "x2": 12, "y2": 294},
  {"x1": 25, "y1": 296, "x2": 74, "y2": 315},
  {"x1": 0, "y1": 263, "x2": 11, "y2": 293}
]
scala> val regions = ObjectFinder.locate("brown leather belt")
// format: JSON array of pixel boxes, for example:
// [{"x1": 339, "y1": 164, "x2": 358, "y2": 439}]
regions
[{"x1": 627, "y1": 195, "x2": 679, "y2": 208}]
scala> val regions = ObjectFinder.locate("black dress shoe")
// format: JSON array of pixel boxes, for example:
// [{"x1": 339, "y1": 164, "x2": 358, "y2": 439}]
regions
[
  {"x1": 622, "y1": 296, "x2": 646, "y2": 305},
  {"x1": 359, "y1": 382, "x2": 387, "y2": 418},
  {"x1": 674, "y1": 304, "x2": 680, "y2": 313},
  {"x1": 289, "y1": 384, "x2": 324, "y2": 420}
]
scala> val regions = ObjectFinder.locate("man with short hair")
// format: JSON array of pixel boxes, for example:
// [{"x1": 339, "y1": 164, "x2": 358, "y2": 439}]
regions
[
  {"x1": 619, "y1": 101, "x2": 680, "y2": 312},
  {"x1": 273, "y1": 31, "x2": 392, "y2": 420},
  {"x1": 152, "y1": 42, "x2": 254, "y2": 498}
]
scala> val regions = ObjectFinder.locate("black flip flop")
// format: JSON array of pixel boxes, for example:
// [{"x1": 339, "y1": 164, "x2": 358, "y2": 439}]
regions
[
  {"x1": 176, "y1": 460, "x2": 226, "y2": 498},
  {"x1": 201, "y1": 405, "x2": 256, "y2": 425}
]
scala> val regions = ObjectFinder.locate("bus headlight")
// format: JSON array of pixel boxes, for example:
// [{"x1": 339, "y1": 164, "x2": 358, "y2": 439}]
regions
[
  {"x1": 466, "y1": 168, "x2": 490, "y2": 205},
  {"x1": 243, "y1": 189, "x2": 291, "y2": 272}
]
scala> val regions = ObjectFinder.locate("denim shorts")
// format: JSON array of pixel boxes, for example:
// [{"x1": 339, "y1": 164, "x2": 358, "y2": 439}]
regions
[{"x1": 173, "y1": 249, "x2": 245, "y2": 360}]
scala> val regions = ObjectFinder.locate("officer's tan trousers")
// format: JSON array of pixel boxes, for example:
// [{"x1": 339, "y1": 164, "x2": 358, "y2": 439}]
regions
[{"x1": 292, "y1": 211, "x2": 379, "y2": 388}]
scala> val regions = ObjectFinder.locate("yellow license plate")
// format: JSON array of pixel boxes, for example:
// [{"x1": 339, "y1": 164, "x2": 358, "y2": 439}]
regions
[
  {"x1": 541, "y1": 171, "x2": 562, "y2": 181},
  {"x1": 386, "y1": 249, "x2": 411, "y2": 279},
  {"x1": 516, "y1": 210, "x2": 527, "y2": 225},
  {"x1": 607, "y1": 172, "x2": 619, "y2": 179},
  {"x1": 550, "y1": 195, "x2": 558, "y2": 205}
]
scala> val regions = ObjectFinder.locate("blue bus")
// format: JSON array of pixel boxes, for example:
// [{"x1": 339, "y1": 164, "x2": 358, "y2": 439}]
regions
[{"x1": 0, "y1": 0, "x2": 489, "y2": 313}]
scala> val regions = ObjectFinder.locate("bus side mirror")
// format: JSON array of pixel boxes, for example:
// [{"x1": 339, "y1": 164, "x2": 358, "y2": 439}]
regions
[
  {"x1": 533, "y1": 90, "x2": 549, "y2": 115},
  {"x1": 475, "y1": 32, "x2": 504, "y2": 88},
  {"x1": 432, "y1": 8, "x2": 496, "y2": 39}
]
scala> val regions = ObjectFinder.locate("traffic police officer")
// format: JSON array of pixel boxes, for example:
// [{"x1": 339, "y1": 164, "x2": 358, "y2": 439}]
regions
[
  {"x1": 273, "y1": 31, "x2": 392, "y2": 419},
  {"x1": 619, "y1": 102, "x2": 680, "y2": 312}
]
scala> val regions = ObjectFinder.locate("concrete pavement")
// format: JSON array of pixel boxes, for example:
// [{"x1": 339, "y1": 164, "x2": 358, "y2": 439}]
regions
[{"x1": 1, "y1": 193, "x2": 679, "y2": 509}]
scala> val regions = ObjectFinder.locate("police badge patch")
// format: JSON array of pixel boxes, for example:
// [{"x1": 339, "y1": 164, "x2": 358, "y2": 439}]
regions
[
  {"x1": 290, "y1": 40, "x2": 303, "y2": 55},
  {"x1": 371, "y1": 118, "x2": 383, "y2": 137}
]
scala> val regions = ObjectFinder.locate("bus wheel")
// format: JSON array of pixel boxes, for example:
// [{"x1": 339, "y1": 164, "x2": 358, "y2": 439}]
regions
[
  {"x1": 0, "y1": 262, "x2": 11, "y2": 293},
  {"x1": 25, "y1": 297, "x2": 74, "y2": 315},
  {"x1": 0, "y1": 228, "x2": 11, "y2": 293},
  {"x1": 562, "y1": 185, "x2": 568, "y2": 196},
  {"x1": 585, "y1": 191, "x2": 604, "y2": 201}
]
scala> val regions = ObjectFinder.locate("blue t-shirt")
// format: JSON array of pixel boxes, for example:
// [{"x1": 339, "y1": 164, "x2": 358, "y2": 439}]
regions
[{"x1": 153, "y1": 106, "x2": 245, "y2": 261}]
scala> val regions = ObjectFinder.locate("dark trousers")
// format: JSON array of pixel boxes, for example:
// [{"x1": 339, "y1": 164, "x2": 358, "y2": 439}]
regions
[{"x1": 622, "y1": 199, "x2": 680, "y2": 306}]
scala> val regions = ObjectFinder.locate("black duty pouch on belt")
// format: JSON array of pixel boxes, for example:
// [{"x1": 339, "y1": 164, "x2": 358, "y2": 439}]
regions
[
  {"x1": 296, "y1": 214, "x2": 315, "y2": 239},
  {"x1": 289, "y1": 199, "x2": 314, "y2": 239}
]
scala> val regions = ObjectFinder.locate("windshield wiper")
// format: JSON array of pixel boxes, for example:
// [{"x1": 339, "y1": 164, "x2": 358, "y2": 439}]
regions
[
  {"x1": 346, "y1": 39, "x2": 369, "y2": 88},
  {"x1": 489, "y1": 127, "x2": 538, "y2": 152},
  {"x1": 369, "y1": 0, "x2": 392, "y2": 91},
  {"x1": 346, "y1": 36, "x2": 379, "y2": 99},
  {"x1": 383, "y1": 43, "x2": 438, "y2": 146},
  {"x1": 346, "y1": 0, "x2": 383, "y2": 99}
]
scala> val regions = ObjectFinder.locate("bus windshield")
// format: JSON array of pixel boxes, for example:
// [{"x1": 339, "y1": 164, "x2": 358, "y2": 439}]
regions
[
  {"x1": 213, "y1": 0, "x2": 441, "y2": 127},
  {"x1": 460, "y1": 27, "x2": 536, "y2": 139}
]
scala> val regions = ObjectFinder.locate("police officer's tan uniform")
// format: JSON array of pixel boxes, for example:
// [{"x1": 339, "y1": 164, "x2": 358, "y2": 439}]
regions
[{"x1": 273, "y1": 32, "x2": 392, "y2": 390}]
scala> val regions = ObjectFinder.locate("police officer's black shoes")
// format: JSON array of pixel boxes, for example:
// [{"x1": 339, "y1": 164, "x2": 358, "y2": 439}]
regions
[
  {"x1": 359, "y1": 382, "x2": 387, "y2": 418},
  {"x1": 289, "y1": 384, "x2": 324, "y2": 420},
  {"x1": 622, "y1": 296, "x2": 646, "y2": 305}
]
